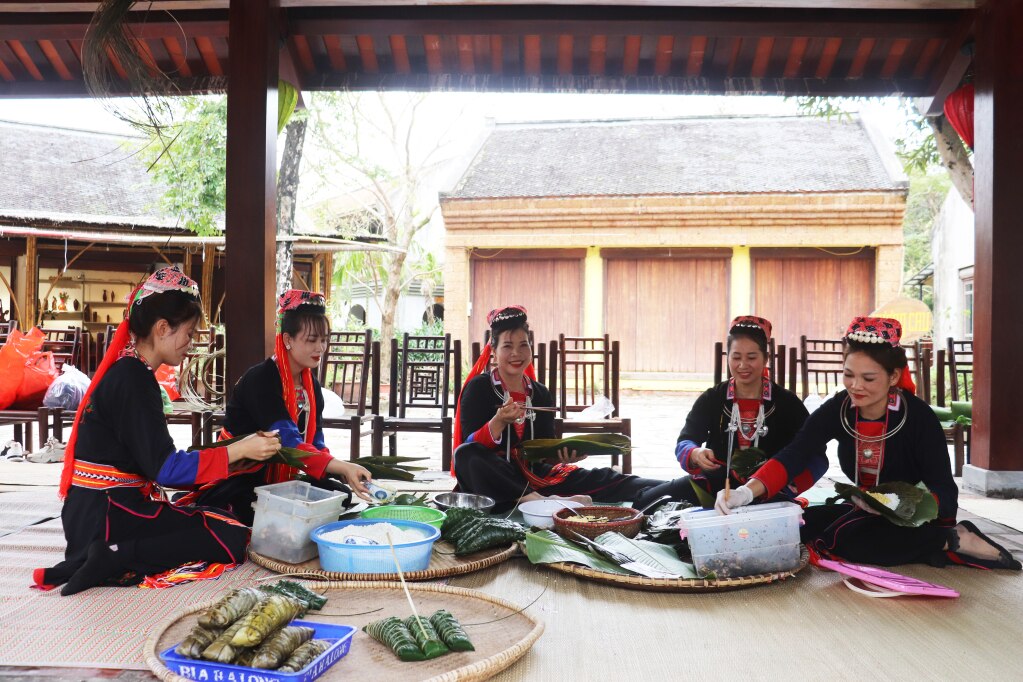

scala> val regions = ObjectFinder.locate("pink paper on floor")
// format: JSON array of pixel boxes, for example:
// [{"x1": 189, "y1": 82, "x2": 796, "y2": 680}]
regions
[{"x1": 817, "y1": 557, "x2": 960, "y2": 598}]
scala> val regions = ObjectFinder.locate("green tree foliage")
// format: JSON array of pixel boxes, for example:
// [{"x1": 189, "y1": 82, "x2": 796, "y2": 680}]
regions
[{"x1": 141, "y1": 96, "x2": 227, "y2": 237}]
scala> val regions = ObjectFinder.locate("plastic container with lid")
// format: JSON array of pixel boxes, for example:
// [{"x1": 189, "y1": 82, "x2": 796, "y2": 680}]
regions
[
  {"x1": 250, "y1": 480, "x2": 346, "y2": 564},
  {"x1": 678, "y1": 501, "x2": 803, "y2": 578}
]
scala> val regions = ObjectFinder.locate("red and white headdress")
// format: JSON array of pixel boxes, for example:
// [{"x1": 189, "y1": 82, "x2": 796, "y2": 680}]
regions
[
  {"x1": 845, "y1": 316, "x2": 902, "y2": 347},
  {"x1": 729, "y1": 315, "x2": 772, "y2": 340}
]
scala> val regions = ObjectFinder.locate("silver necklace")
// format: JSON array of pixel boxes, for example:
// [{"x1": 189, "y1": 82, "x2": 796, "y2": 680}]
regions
[{"x1": 839, "y1": 393, "x2": 907, "y2": 485}]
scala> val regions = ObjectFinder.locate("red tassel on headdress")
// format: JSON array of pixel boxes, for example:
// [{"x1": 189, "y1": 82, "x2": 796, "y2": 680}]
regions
[
  {"x1": 897, "y1": 368, "x2": 917, "y2": 395},
  {"x1": 270, "y1": 333, "x2": 317, "y2": 483}
]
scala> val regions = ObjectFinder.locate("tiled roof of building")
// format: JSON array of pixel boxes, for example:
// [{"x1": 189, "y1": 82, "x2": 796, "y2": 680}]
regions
[
  {"x1": 0, "y1": 119, "x2": 173, "y2": 228},
  {"x1": 445, "y1": 115, "x2": 906, "y2": 199}
]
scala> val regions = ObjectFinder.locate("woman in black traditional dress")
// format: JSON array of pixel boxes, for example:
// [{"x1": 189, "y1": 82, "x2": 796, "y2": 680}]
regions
[
  {"x1": 177, "y1": 289, "x2": 373, "y2": 523},
  {"x1": 675, "y1": 316, "x2": 818, "y2": 505},
  {"x1": 36, "y1": 268, "x2": 282, "y2": 596},
  {"x1": 716, "y1": 316, "x2": 1021, "y2": 570},
  {"x1": 454, "y1": 305, "x2": 689, "y2": 513}
]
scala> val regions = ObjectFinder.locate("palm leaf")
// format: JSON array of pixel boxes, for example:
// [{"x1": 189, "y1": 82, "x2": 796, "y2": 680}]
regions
[
  {"x1": 729, "y1": 447, "x2": 769, "y2": 480},
  {"x1": 833, "y1": 481, "x2": 938, "y2": 527},
  {"x1": 523, "y1": 530, "x2": 625, "y2": 573},
  {"x1": 272, "y1": 447, "x2": 314, "y2": 468},
  {"x1": 520, "y1": 435, "x2": 631, "y2": 463},
  {"x1": 689, "y1": 479, "x2": 716, "y2": 508}
]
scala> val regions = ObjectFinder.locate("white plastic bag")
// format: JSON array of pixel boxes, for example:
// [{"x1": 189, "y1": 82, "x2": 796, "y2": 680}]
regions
[
  {"x1": 321, "y1": 388, "x2": 347, "y2": 418},
  {"x1": 42, "y1": 364, "x2": 91, "y2": 411},
  {"x1": 573, "y1": 394, "x2": 615, "y2": 420}
]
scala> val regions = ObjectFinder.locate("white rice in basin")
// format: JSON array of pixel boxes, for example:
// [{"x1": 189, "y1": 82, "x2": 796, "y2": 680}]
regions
[{"x1": 320, "y1": 522, "x2": 426, "y2": 546}]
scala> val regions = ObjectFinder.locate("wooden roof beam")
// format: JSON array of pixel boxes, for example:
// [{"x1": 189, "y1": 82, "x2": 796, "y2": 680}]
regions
[
  {"x1": 302, "y1": 71, "x2": 934, "y2": 97},
  {"x1": 288, "y1": 6, "x2": 967, "y2": 40},
  {"x1": 0, "y1": 12, "x2": 228, "y2": 41},
  {"x1": 917, "y1": 12, "x2": 974, "y2": 115}
]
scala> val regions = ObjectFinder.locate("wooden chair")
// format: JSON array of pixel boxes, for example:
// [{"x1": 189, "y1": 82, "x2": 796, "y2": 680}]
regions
[
  {"x1": 0, "y1": 319, "x2": 16, "y2": 346},
  {"x1": 550, "y1": 334, "x2": 632, "y2": 474},
  {"x1": 712, "y1": 338, "x2": 786, "y2": 387},
  {"x1": 799, "y1": 336, "x2": 845, "y2": 399},
  {"x1": 936, "y1": 338, "x2": 973, "y2": 475},
  {"x1": 319, "y1": 331, "x2": 379, "y2": 460},
  {"x1": 903, "y1": 340, "x2": 930, "y2": 402},
  {"x1": 372, "y1": 333, "x2": 462, "y2": 471},
  {"x1": 470, "y1": 330, "x2": 548, "y2": 386},
  {"x1": 0, "y1": 406, "x2": 51, "y2": 452},
  {"x1": 39, "y1": 327, "x2": 81, "y2": 373}
]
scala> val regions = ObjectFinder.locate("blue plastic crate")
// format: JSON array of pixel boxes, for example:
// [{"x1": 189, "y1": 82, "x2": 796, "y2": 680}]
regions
[{"x1": 160, "y1": 620, "x2": 356, "y2": 682}]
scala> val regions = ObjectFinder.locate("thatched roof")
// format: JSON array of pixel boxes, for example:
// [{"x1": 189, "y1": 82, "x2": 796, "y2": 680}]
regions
[
  {"x1": 445, "y1": 115, "x2": 908, "y2": 200},
  {"x1": 0, "y1": 119, "x2": 175, "y2": 229}
]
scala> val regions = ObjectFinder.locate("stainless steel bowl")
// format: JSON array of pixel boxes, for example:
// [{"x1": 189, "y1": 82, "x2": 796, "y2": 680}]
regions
[{"x1": 433, "y1": 492, "x2": 496, "y2": 513}]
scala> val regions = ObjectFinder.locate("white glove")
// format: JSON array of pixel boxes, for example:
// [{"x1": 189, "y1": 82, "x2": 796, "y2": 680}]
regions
[{"x1": 714, "y1": 485, "x2": 754, "y2": 515}]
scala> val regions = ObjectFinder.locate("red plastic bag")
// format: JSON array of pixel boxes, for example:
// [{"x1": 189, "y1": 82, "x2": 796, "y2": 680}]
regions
[
  {"x1": 0, "y1": 328, "x2": 45, "y2": 410},
  {"x1": 155, "y1": 364, "x2": 181, "y2": 402},
  {"x1": 12, "y1": 351, "x2": 59, "y2": 409}
]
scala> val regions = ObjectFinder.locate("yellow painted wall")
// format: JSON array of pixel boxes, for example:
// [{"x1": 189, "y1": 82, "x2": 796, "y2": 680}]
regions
[
  {"x1": 583, "y1": 247, "x2": 603, "y2": 336},
  {"x1": 729, "y1": 246, "x2": 750, "y2": 319}
]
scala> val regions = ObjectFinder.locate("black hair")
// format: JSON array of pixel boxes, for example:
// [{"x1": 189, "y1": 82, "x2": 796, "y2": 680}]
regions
[
  {"x1": 727, "y1": 327, "x2": 768, "y2": 357},
  {"x1": 844, "y1": 339, "x2": 908, "y2": 376},
  {"x1": 490, "y1": 317, "x2": 530, "y2": 349},
  {"x1": 128, "y1": 290, "x2": 203, "y2": 340},
  {"x1": 281, "y1": 303, "x2": 330, "y2": 339}
]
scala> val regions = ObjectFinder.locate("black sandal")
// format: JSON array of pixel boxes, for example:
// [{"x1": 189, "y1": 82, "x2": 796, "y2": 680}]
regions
[{"x1": 947, "y1": 520, "x2": 1022, "y2": 571}]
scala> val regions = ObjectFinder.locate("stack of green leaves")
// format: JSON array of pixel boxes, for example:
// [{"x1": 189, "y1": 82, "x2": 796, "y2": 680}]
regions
[
  {"x1": 355, "y1": 456, "x2": 429, "y2": 481},
  {"x1": 520, "y1": 434, "x2": 631, "y2": 463},
  {"x1": 440, "y1": 508, "x2": 525, "y2": 555},
  {"x1": 831, "y1": 481, "x2": 939, "y2": 527}
]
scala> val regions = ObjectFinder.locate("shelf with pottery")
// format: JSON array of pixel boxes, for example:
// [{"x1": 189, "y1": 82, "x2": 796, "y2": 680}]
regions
[{"x1": 42, "y1": 275, "x2": 137, "y2": 327}]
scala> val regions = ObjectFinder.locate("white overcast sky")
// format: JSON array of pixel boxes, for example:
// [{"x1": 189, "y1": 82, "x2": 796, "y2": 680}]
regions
[{"x1": 0, "y1": 92, "x2": 908, "y2": 144}]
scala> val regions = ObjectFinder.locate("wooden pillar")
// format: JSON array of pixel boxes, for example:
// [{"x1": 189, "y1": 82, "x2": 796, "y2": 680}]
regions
[
  {"x1": 224, "y1": 0, "x2": 279, "y2": 394},
  {"x1": 583, "y1": 247, "x2": 603, "y2": 336},
  {"x1": 24, "y1": 236, "x2": 37, "y2": 329},
  {"x1": 201, "y1": 244, "x2": 216, "y2": 325},
  {"x1": 963, "y1": 0, "x2": 1023, "y2": 495},
  {"x1": 311, "y1": 254, "x2": 322, "y2": 295},
  {"x1": 322, "y1": 252, "x2": 334, "y2": 303},
  {"x1": 729, "y1": 246, "x2": 751, "y2": 319}
]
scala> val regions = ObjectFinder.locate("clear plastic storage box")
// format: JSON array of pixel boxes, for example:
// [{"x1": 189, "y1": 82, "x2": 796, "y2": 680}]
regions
[
  {"x1": 679, "y1": 501, "x2": 803, "y2": 578},
  {"x1": 251, "y1": 480, "x2": 346, "y2": 563}
]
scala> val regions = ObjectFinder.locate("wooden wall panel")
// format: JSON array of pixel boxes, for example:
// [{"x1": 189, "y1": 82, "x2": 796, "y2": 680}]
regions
[
  {"x1": 752, "y1": 251, "x2": 875, "y2": 351},
  {"x1": 470, "y1": 254, "x2": 583, "y2": 349},
  {"x1": 605, "y1": 255, "x2": 729, "y2": 373}
]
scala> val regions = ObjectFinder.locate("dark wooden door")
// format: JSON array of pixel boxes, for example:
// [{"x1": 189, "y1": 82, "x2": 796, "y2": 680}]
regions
[
  {"x1": 752, "y1": 248, "x2": 876, "y2": 351},
  {"x1": 604, "y1": 249, "x2": 730, "y2": 373},
  {"x1": 470, "y1": 250, "x2": 584, "y2": 348}
]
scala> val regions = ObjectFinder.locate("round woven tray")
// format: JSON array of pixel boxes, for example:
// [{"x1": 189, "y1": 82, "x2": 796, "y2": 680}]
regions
[
  {"x1": 248, "y1": 540, "x2": 518, "y2": 581},
  {"x1": 541, "y1": 545, "x2": 810, "y2": 593},
  {"x1": 145, "y1": 581, "x2": 544, "y2": 682}
]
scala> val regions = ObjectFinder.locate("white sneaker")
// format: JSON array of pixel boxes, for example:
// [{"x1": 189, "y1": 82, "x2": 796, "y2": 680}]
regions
[
  {"x1": 2, "y1": 441, "x2": 25, "y2": 462},
  {"x1": 26, "y1": 438, "x2": 64, "y2": 464}
]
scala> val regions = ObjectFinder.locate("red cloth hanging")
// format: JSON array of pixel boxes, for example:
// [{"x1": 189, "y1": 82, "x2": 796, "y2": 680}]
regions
[{"x1": 944, "y1": 82, "x2": 974, "y2": 150}]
